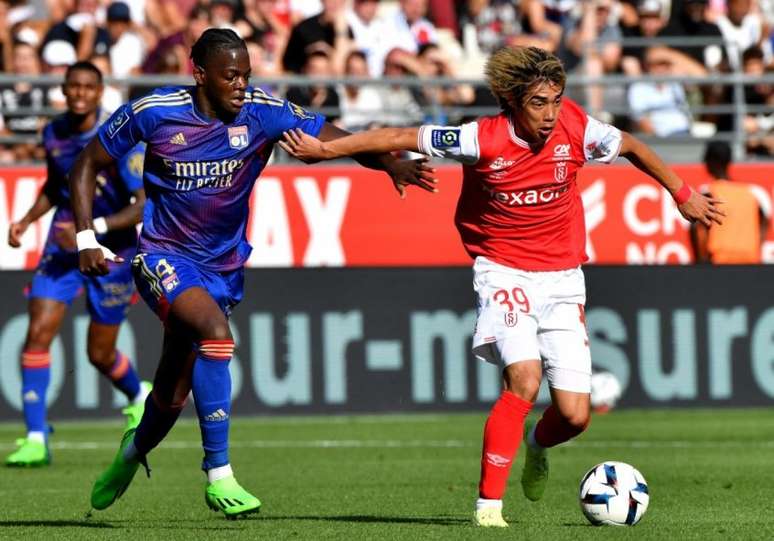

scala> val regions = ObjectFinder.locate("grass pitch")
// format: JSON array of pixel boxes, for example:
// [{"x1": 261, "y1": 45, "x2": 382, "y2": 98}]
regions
[{"x1": 1, "y1": 409, "x2": 773, "y2": 540}]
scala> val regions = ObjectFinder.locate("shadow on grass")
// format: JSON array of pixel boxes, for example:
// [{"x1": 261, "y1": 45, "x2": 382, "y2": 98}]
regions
[
  {"x1": 0, "y1": 520, "x2": 114, "y2": 529},
  {"x1": 263, "y1": 515, "x2": 471, "y2": 526}
]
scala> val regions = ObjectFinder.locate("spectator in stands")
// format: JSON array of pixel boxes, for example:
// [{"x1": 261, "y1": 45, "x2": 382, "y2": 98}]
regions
[
  {"x1": 41, "y1": 0, "x2": 111, "y2": 61},
  {"x1": 691, "y1": 141, "x2": 769, "y2": 263},
  {"x1": 281, "y1": 0, "x2": 353, "y2": 74},
  {"x1": 522, "y1": 0, "x2": 571, "y2": 51},
  {"x1": 458, "y1": 0, "x2": 557, "y2": 54},
  {"x1": 338, "y1": 50, "x2": 384, "y2": 131},
  {"x1": 659, "y1": 0, "x2": 724, "y2": 70},
  {"x1": 627, "y1": 46, "x2": 693, "y2": 136},
  {"x1": 0, "y1": 39, "x2": 48, "y2": 161},
  {"x1": 621, "y1": 0, "x2": 668, "y2": 75},
  {"x1": 209, "y1": 0, "x2": 240, "y2": 30},
  {"x1": 347, "y1": 0, "x2": 391, "y2": 77},
  {"x1": 381, "y1": 0, "x2": 439, "y2": 54},
  {"x1": 286, "y1": 50, "x2": 341, "y2": 123},
  {"x1": 89, "y1": 53, "x2": 125, "y2": 111},
  {"x1": 141, "y1": 5, "x2": 210, "y2": 75},
  {"x1": 742, "y1": 46, "x2": 774, "y2": 155},
  {"x1": 105, "y1": 1, "x2": 145, "y2": 77},
  {"x1": 378, "y1": 47, "x2": 425, "y2": 126},
  {"x1": 236, "y1": 0, "x2": 290, "y2": 75},
  {"x1": 717, "y1": 0, "x2": 770, "y2": 69},
  {"x1": 564, "y1": 0, "x2": 623, "y2": 120},
  {"x1": 417, "y1": 42, "x2": 474, "y2": 123},
  {"x1": 41, "y1": 39, "x2": 77, "y2": 109},
  {"x1": 0, "y1": 0, "x2": 12, "y2": 72}
]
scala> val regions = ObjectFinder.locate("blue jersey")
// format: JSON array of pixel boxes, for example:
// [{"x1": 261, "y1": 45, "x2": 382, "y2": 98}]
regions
[
  {"x1": 97, "y1": 85, "x2": 325, "y2": 271},
  {"x1": 42, "y1": 111, "x2": 144, "y2": 255}
]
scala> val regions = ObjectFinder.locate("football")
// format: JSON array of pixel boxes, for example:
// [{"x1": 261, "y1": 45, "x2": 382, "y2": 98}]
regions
[
  {"x1": 590, "y1": 372, "x2": 623, "y2": 413},
  {"x1": 579, "y1": 461, "x2": 649, "y2": 526}
]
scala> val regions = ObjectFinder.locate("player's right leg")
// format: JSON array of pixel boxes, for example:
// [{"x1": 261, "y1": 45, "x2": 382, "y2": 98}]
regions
[
  {"x1": 5, "y1": 261, "x2": 78, "y2": 468},
  {"x1": 470, "y1": 258, "x2": 542, "y2": 526}
]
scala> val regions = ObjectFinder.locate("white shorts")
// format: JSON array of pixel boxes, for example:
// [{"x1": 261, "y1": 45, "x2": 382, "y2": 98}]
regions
[{"x1": 472, "y1": 257, "x2": 591, "y2": 393}]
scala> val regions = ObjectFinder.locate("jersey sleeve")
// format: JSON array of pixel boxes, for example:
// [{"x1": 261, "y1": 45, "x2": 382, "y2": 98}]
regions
[
  {"x1": 254, "y1": 91, "x2": 326, "y2": 141},
  {"x1": 416, "y1": 123, "x2": 479, "y2": 165},
  {"x1": 116, "y1": 142, "x2": 145, "y2": 193},
  {"x1": 97, "y1": 102, "x2": 147, "y2": 159},
  {"x1": 583, "y1": 115, "x2": 622, "y2": 163}
]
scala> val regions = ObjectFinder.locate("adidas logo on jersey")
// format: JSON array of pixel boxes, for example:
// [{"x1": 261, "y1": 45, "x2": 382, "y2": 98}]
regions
[
  {"x1": 22, "y1": 390, "x2": 40, "y2": 403},
  {"x1": 204, "y1": 408, "x2": 229, "y2": 422},
  {"x1": 170, "y1": 132, "x2": 187, "y2": 145}
]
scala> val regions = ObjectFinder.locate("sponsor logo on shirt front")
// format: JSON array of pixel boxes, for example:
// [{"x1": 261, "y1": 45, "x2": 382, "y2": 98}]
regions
[
  {"x1": 165, "y1": 158, "x2": 246, "y2": 191},
  {"x1": 227, "y1": 125, "x2": 249, "y2": 150},
  {"x1": 484, "y1": 184, "x2": 570, "y2": 206}
]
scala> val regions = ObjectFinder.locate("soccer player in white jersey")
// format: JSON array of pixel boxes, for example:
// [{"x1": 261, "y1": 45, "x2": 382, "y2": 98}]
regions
[{"x1": 278, "y1": 46, "x2": 724, "y2": 528}]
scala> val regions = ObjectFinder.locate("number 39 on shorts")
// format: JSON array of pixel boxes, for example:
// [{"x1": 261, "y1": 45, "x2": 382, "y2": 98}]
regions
[{"x1": 493, "y1": 287, "x2": 531, "y2": 313}]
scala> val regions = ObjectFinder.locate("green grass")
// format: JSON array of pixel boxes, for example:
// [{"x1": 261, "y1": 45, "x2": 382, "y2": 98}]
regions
[{"x1": 1, "y1": 409, "x2": 774, "y2": 540}]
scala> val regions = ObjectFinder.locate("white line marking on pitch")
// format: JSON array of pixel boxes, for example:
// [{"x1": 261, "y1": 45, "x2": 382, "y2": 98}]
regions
[{"x1": 1, "y1": 439, "x2": 773, "y2": 451}]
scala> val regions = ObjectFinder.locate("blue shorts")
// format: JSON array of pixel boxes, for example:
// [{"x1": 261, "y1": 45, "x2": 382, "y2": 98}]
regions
[
  {"x1": 29, "y1": 249, "x2": 136, "y2": 325},
  {"x1": 131, "y1": 252, "x2": 244, "y2": 322}
]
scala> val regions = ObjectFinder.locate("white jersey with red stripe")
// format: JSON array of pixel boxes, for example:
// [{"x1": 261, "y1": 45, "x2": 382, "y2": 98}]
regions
[{"x1": 417, "y1": 98, "x2": 622, "y2": 271}]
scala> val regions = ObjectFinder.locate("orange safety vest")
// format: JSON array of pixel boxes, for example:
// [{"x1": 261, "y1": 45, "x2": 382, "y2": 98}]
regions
[{"x1": 707, "y1": 180, "x2": 761, "y2": 264}]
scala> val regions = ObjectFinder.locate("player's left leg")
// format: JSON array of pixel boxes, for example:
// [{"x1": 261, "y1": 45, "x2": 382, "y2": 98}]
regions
[{"x1": 523, "y1": 301, "x2": 592, "y2": 501}]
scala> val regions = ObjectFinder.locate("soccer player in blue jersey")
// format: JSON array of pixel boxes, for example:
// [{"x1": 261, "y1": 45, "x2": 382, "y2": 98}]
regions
[
  {"x1": 4, "y1": 61, "x2": 149, "y2": 468},
  {"x1": 68, "y1": 28, "x2": 435, "y2": 518}
]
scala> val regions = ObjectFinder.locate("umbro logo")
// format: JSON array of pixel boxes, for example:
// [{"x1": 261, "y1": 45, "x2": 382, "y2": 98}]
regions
[
  {"x1": 23, "y1": 390, "x2": 40, "y2": 403},
  {"x1": 204, "y1": 408, "x2": 229, "y2": 422},
  {"x1": 485, "y1": 452, "x2": 511, "y2": 468},
  {"x1": 170, "y1": 132, "x2": 187, "y2": 145},
  {"x1": 490, "y1": 156, "x2": 515, "y2": 170}
]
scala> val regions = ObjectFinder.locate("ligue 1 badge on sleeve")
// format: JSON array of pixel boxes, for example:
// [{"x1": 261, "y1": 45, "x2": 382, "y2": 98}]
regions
[{"x1": 228, "y1": 126, "x2": 249, "y2": 150}]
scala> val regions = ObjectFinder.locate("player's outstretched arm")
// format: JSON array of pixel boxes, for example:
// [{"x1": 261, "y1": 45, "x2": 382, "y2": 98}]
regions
[
  {"x1": 282, "y1": 123, "x2": 436, "y2": 199},
  {"x1": 619, "y1": 132, "x2": 725, "y2": 227},
  {"x1": 280, "y1": 126, "x2": 421, "y2": 160},
  {"x1": 69, "y1": 137, "x2": 122, "y2": 276}
]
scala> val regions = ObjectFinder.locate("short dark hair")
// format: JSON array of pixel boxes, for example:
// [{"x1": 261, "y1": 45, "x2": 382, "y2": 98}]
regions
[
  {"x1": 190, "y1": 28, "x2": 246, "y2": 68},
  {"x1": 704, "y1": 141, "x2": 732, "y2": 172},
  {"x1": 742, "y1": 45, "x2": 764, "y2": 64},
  {"x1": 65, "y1": 61, "x2": 103, "y2": 84}
]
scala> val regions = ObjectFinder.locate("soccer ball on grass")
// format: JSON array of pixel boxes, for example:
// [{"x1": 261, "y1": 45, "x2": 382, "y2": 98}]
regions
[{"x1": 579, "y1": 461, "x2": 649, "y2": 526}]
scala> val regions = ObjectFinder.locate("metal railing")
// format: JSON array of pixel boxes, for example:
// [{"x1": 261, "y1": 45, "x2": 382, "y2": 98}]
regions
[{"x1": 0, "y1": 34, "x2": 771, "y2": 162}]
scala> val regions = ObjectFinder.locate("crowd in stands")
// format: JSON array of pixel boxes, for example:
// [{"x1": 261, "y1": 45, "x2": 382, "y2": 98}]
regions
[{"x1": 0, "y1": 0, "x2": 772, "y2": 163}]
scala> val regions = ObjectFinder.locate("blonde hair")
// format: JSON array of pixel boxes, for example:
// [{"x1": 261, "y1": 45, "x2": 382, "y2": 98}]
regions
[{"x1": 485, "y1": 46, "x2": 566, "y2": 114}]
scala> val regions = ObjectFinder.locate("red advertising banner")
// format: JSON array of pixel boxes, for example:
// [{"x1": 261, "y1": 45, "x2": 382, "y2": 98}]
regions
[{"x1": 1, "y1": 163, "x2": 772, "y2": 269}]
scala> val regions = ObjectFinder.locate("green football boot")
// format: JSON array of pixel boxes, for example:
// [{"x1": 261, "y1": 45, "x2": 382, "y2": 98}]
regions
[
  {"x1": 121, "y1": 381, "x2": 153, "y2": 431},
  {"x1": 521, "y1": 419, "x2": 549, "y2": 502},
  {"x1": 205, "y1": 475, "x2": 261, "y2": 519},
  {"x1": 90, "y1": 428, "x2": 149, "y2": 510},
  {"x1": 5, "y1": 438, "x2": 50, "y2": 467}
]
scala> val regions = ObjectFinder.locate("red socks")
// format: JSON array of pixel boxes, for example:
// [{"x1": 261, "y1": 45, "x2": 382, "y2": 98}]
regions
[
  {"x1": 478, "y1": 391, "x2": 533, "y2": 500},
  {"x1": 534, "y1": 405, "x2": 590, "y2": 448}
]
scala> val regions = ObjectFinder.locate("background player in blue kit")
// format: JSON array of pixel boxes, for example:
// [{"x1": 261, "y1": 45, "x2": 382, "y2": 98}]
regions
[
  {"x1": 68, "y1": 29, "x2": 435, "y2": 518},
  {"x1": 5, "y1": 61, "x2": 149, "y2": 468}
]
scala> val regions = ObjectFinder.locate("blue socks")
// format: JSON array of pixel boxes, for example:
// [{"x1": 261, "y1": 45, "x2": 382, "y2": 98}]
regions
[
  {"x1": 105, "y1": 350, "x2": 141, "y2": 401},
  {"x1": 192, "y1": 340, "x2": 234, "y2": 471},
  {"x1": 21, "y1": 350, "x2": 51, "y2": 435}
]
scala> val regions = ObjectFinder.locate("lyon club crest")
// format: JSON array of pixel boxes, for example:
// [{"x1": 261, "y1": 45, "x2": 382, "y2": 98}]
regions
[{"x1": 228, "y1": 126, "x2": 249, "y2": 149}]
